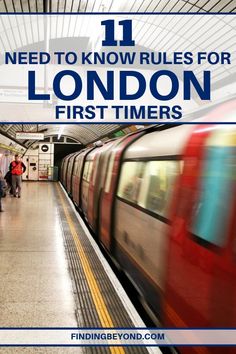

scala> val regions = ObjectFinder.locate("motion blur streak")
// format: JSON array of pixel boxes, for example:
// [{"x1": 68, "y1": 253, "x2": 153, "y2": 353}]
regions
[{"x1": 61, "y1": 100, "x2": 236, "y2": 354}]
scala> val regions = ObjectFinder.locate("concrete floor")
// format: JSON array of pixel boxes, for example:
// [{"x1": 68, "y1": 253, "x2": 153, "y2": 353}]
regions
[{"x1": 0, "y1": 182, "x2": 82, "y2": 353}]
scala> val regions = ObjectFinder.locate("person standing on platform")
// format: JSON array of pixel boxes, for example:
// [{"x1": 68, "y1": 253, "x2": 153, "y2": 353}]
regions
[
  {"x1": 0, "y1": 170, "x2": 6, "y2": 211},
  {"x1": 9, "y1": 155, "x2": 26, "y2": 198},
  {"x1": 4, "y1": 170, "x2": 13, "y2": 194}
]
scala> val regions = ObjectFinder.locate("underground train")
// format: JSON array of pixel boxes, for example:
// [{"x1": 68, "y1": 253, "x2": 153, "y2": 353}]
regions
[{"x1": 61, "y1": 100, "x2": 236, "y2": 354}]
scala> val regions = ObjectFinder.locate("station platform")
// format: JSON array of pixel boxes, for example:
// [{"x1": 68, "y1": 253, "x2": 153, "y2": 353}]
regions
[{"x1": 0, "y1": 182, "x2": 157, "y2": 354}]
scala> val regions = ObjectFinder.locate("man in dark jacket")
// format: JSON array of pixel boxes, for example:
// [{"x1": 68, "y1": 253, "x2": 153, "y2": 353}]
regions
[
  {"x1": 4, "y1": 170, "x2": 12, "y2": 194},
  {"x1": 9, "y1": 155, "x2": 26, "y2": 198},
  {"x1": 0, "y1": 170, "x2": 6, "y2": 211}
]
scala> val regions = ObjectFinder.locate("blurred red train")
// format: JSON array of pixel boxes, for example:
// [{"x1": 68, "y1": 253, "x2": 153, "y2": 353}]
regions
[{"x1": 61, "y1": 101, "x2": 236, "y2": 354}]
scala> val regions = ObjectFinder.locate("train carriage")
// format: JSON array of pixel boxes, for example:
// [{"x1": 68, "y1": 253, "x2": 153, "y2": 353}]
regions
[
  {"x1": 98, "y1": 132, "x2": 145, "y2": 252},
  {"x1": 60, "y1": 157, "x2": 65, "y2": 183},
  {"x1": 164, "y1": 105, "x2": 236, "y2": 354},
  {"x1": 61, "y1": 153, "x2": 74, "y2": 187},
  {"x1": 71, "y1": 148, "x2": 94, "y2": 208},
  {"x1": 87, "y1": 140, "x2": 118, "y2": 233},
  {"x1": 113, "y1": 125, "x2": 193, "y2": 319},
  {"x1": 61, "y1": 100, "x2": 236, "y2": 354},
  {"x1": 81, "y1": 148, "x2": 98, "y2": 219},
  {"x1": 66, "y1": 152, "x2": 81, "y2": 196}
]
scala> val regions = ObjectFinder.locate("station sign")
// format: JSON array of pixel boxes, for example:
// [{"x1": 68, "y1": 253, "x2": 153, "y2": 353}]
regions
[{"x1": 16, "y1": 132, "x2": 44, "y2": 140}]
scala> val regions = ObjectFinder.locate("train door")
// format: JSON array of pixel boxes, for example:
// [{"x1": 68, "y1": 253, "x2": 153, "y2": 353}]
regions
[
  {"x1": 72, "y1": 148, "x2": 95, "y2": 209},
  {"x1": 165, "y1": 127, "x2": 215, "y2": 324},
  {"x1": 165, "y1": 125, "x2": 236, "y2": 332},
  {"x1": 87, "y1": 141, "x2": 115, "y2": 233},
  {"x1": 72, "y1": 152, "x2": 86, "y2": 208},
  {"x1": 87, "y1": 152, "x2": 100, "y2": 230},
  {"x1": 72, "y1": 155, "x2": 81, "y2": 207},
  {"x1": 99, "y1": 133, "x2": 144, "y2": 252},
  {"x1": 81, "y1": 156, "x2": 94, "y2": 219},
  {"x1": 67, "y1": 153, "x2": 79, "y2": 195},
  {"x1": 205, "y1": 127, "x2": 236, "y2": 331},
  {"x1": 62, "y1": 154, "x2": 72, "y2": 186},
  {"x1": 99, "y1": 146, "x2": 118, "y2": 250}
]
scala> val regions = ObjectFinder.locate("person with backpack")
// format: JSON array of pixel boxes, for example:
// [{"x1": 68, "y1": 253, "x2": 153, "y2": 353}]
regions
[{"x1": 9, "y1": 155, "x2": 26, "y2": 198}]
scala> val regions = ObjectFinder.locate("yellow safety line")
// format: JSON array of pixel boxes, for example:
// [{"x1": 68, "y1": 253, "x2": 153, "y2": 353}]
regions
[
  {"x1": 56, "y1": 184, "x2": 125, "y2": 354},
  {"x1": 57, "y1": 184, "x2": 208, "y2": 354}
]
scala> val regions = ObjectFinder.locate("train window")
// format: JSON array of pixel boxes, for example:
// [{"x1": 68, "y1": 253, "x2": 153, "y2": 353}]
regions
[
  {"x1": 138, "y1": 160, "x2": 181, "y2": 218},
  {"x1": 117, "y1": 161, "x2": 145, "y2": 203},
  {"x1": 190, "y1": 130, "x2": 236, "y2": 247}
]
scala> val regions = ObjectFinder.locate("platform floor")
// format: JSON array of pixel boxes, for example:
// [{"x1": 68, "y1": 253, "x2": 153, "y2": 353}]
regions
[{"x1": 0, "y1": 182, "x2": 155, "y2": 354}]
